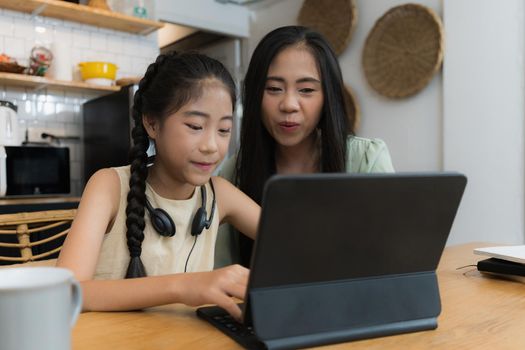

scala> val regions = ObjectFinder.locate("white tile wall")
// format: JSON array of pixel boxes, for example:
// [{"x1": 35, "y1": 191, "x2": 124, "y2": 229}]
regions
[{"x1": 0, "y1": 11, "x2": 160, "y2": 195}]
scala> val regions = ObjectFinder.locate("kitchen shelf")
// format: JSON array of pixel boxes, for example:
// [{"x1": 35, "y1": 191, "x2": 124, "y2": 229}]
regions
[
  {"x1": 0, "y1": 0, "x2": 163, "y2": 35},
  {"x1": 0, "y1": 72, "x2": 120, "y2": 93}
]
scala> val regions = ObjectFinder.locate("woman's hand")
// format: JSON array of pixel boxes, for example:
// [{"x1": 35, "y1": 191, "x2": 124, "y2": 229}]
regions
[{"x1": 177, "y1": 264, "x2": 249, "y2": 321}]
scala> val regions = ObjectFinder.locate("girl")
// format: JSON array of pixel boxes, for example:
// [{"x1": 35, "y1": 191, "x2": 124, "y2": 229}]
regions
[
  {"x1": 216, "y1": 26, "x2": 394, "y2": 267},
  {"x1": 57, "y1": 52, "x2": 259, "y2": 321}
]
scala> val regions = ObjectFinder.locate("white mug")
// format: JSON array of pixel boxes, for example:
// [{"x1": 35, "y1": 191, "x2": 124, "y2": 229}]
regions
[{"x1": 0, "y1": 267, "x2": 82, "y2": 350}]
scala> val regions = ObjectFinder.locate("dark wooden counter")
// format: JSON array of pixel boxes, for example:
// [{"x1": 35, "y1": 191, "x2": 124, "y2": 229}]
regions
[
  {"x1": 0, "y1": 197, "x2": 81, "y2": 214},
  {"x1": 0, "y1": 197, "x2": 81, "y2": 206}
]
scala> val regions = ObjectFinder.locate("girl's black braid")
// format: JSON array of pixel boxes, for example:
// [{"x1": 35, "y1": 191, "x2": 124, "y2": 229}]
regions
[{"x1": 124, "y1": 54, "x2": 168, "y2": 278}]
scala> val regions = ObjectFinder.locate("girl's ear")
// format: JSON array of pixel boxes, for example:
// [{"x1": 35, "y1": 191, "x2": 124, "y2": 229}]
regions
[{"x1": 142, "y1": 114, "x2": 158, "y2": 139}]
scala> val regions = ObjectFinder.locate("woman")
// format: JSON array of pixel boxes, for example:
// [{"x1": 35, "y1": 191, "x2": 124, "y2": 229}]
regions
[{"x1": 216, "y1": 26, "x2": 394, "y2": 267}]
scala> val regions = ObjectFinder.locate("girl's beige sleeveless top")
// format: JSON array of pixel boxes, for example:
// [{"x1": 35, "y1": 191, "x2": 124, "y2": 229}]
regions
[{"x1": 94, "y1": 166, "x2": 219, "y2": 280}]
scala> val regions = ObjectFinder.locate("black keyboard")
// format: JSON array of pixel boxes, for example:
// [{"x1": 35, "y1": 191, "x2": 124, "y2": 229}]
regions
[{"x1": 196, "y1": 305, "x2": 266, "y2": 349}]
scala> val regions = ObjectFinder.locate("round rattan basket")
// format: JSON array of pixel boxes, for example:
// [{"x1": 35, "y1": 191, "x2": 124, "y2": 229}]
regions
[
  {"x1": 362, "y1": 4, "x2": 444, "y2": 98},
  {"x1": 343, "y1": 85, "x2": 360, "y2": 133},
  {"x1": 298, "y1": 0, "x2": 357, "y2": 55}
]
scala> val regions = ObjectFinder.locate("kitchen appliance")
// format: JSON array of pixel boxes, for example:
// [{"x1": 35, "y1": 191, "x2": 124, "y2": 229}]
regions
[
  {"x1": 0, "y1": 100, "x2": 20, "y2": 146},
  {"x1": 0, "y1": 146, "x2": 70, "y2": 197},
  {"x1": 83, "y1": 84, "x2": 137, "y2": 185}
]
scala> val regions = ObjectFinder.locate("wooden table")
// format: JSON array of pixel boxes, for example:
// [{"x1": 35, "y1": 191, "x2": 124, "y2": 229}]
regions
[
  {"x1": 65, "y1": 242, "x2": 525, "y2": 349},
  {"x1": 2, "y1": 243, "x2": 524, "y2": 348}
]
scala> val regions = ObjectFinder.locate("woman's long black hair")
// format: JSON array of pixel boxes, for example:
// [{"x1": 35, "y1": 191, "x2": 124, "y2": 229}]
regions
[
  {"x1": 236, "y1": 26, "x2": 350, "y2": 205},
  {"x1": 125, "y1": 52, "x2": 236, "y2": 278},
  {"x1": 234, "y1": 26, "x2": 350, "y2": 266}
]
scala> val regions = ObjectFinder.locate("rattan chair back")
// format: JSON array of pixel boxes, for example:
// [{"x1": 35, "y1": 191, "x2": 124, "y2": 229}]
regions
[{"x1": 0, "y1": 209, "x2": 76, "y2": 263}]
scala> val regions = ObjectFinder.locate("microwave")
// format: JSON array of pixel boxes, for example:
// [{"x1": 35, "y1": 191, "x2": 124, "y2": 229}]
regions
[{"x1": 0, "y1": 146, "x2": 70, "y2": 196}]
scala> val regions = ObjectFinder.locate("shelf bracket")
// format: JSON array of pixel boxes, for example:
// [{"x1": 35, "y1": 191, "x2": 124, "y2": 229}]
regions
[
  {"x1": 32, "y1": 84, "x2": 48, "y2": 93},
  {"x1": 139, "y1": 28, "x2": 152, "y2": 36},
  {"x1": 31, "y1": 4, "x2": 47, "y2": 19}
]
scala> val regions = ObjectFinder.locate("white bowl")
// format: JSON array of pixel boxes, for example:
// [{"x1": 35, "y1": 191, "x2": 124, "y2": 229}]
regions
[{"x1": 84, "y1": 78, "x2": 114, "y2": 86}]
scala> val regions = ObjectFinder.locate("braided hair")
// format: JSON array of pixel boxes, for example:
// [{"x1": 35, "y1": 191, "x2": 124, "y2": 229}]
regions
[{"x1": 125, "y1": 51, "x2": 236, "y2": 278}]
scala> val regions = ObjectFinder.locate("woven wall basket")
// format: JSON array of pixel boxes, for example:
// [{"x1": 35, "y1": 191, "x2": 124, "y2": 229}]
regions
[
  {"x1": 344, "y1": 85, "x2": 360, "y2": 133},
  {"x1": 362, "y1": 4, "x2": 444, "y2": 98},
  {"x1": 298, "y1": 0, "x2": 357, "y2": 55}
]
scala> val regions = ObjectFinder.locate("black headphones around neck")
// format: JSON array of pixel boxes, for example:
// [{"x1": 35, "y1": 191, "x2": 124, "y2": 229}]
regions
[{"x1": 145, "y1": 180, "x2": 216, "y2": 237}]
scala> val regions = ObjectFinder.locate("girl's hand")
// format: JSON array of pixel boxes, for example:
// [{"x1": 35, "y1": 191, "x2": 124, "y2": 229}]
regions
[
  {"x1": 214, "y1": 176, "x2": 261, "y2": 240},
  {"x1": 178, "y1": 264, "x2": 249, "y2": 321}
]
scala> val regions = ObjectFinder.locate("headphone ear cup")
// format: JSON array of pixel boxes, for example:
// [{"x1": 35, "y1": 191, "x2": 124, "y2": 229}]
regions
[
  {"x1": 191, "y1": 207, "x2": 207, "y2": 236},
  {"x1": 150, "y1": 208, "x2": 176, "y2": 237}
]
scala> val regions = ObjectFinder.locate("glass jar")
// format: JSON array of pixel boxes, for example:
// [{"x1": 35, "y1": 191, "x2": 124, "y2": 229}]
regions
[{"x1": 107, "y1": 0, "x2": 156, "y2": 20}]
